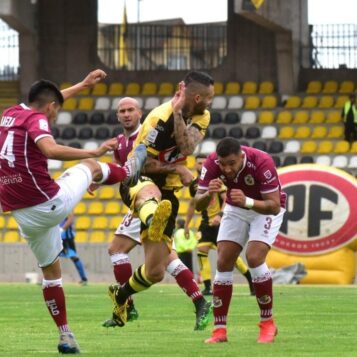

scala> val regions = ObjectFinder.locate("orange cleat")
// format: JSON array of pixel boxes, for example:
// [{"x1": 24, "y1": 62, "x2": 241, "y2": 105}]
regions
[
  {"x1": 204, "y1": 328, "x2": 228, "y2": 344},
  {"x1": 257, "y1": 320, "x2": 278, "y2": 343}
]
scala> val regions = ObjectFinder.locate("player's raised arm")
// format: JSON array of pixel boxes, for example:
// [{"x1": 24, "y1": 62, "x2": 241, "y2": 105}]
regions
[
  {"x1": 195, "y1": 178, "x2": 224, "y2": 211},
  {"x1": 61, "y1": 69, "x2": 107, "y2": 100}
]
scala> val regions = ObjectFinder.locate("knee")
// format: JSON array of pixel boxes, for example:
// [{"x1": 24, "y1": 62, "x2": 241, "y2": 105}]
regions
[
  {"x1": 145, "y1": 265, "x2": 165, "y2": 283},
  {"x1": 246, "y1": 251, "x2": 264, "y2": 268},
  {"x1": 217, "y1": 256, "x2": 232, "y2": 272}
]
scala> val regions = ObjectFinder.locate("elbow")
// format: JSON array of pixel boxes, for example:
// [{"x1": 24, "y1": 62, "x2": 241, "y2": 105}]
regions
[
  {"x1": 271, "y1": 203, "x2": 281, "y2": 216},
  {"x1": 180, "y1": 148, "x2": 194, "y2": 156}
]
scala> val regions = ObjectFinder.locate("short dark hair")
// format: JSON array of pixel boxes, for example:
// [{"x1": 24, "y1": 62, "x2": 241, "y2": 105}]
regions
[
  {"x1": 183, "y1": 71, "x2": 214, "y2": 87},
  {"x1": 216, "y1": 137, "x2": 241, "y2": 157},
  {"x1": 28, "y1": 79, "x2": 64, "y2": 106}
]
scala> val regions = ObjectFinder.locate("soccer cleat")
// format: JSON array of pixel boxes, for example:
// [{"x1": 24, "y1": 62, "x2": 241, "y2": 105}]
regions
[
  {"x1": 123, "y1": 144, "x2": 147, "y2": 187},
  {"x1": 148, "y1": 200, "x2": 172, "y2": 242},
  {"x1": 102, "y1": 317, "x2": 118, "y2": 328},
  {"x1": 201, "y1": 288, "x2": 213, "y2": 296},
  {"x1": 127, "y1": 303, "x2": 139, "y2": 322},
  {"x1": 204, "y1": 328, "x2": 228, "y2": 344},
  {"x1": 79, "y1": 280, "x2": 88, "y2": 286},
  {"x1": 257, "y1": 320, "x2": 278, "y2": 343},
  {"x1": 194, "y1": 300, "x2": 213, "y2": 331},
  {"x1": 108, "y1": 284, "x2": 128, "y2": 327},
  {"x1": 58, "y1": 332, "x2": 80, "y2": 354}
]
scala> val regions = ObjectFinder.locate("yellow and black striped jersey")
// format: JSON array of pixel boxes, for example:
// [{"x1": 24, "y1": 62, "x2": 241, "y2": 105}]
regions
[{"x1": 134, "y1": 100, "x2": 210, "y2": 190}]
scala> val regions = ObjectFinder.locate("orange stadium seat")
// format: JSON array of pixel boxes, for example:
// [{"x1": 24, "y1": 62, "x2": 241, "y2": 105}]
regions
[
  {"x1": 225, "y1": 81, "x2": 240, "y2": 95},
  {"x1": 306, "y1": 81, "x2": 322, "y2": 94},
  {"x1": 259, "y1": 81, "x2": 274, "y2": 94},
  {"x1": 125, "y1": 82, "x2": 140, "y2": 96},
  {"x1": 242, "y1": 81, "x2": 257, "y2": 94}
]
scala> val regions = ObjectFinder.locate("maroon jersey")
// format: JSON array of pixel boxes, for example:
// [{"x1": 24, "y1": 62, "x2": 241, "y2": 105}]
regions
[
  {"x1": 113, "y1": 125, "x2": 140, "y2": 165},
  {"x1": 198, "y1": 146, "x2": 286, "y2": 208},
  {"x1": 0, "y1": 104, "x2": 60, "y2": 212}
]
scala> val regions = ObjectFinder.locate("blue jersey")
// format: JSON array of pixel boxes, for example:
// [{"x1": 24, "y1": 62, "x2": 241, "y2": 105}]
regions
[{"x1": 60, "y1": 217, "x2": 76, "y2": 240}]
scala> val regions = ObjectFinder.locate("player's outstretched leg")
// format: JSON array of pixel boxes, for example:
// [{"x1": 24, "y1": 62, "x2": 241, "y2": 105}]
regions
[
  {"x1": 124, "y1": 144, "x2": 147, "y2": 187},
  {"x1": 102, "y1": 302, "x2": 139, "y2": 327},
  {"x1": 108, "y1": 284, "x2": 128, "y2": 327},
  {"x1": 194, "y1": 299, "x2": 213, "y2": 331},
  {"x1": 148, "y1": 200, "x2": 172, "y2": 241},
  {"x1": 58, "y1": 332, "x2": 80, "y2": 354}
]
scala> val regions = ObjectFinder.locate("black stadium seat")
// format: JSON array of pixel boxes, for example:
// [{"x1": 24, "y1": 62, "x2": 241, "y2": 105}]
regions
[
  {"x1": 272, "y1": 155, "x2": 281, "y2": 167},
  {"x1": 268, "y1": 140, "x2": 284, "y2": 154},
  {"x1": 73, "y1": 112, "x2": 88, "y2": 125},
  {"x1": 300, "y1": 155, "x2": 314, "y2": 163},
  {"x1": 112, "y1": 126, "x2": 124, "y2": 137},
  {"x1": 228, "y1": 126, "x2": 243, "y2": 139},
  {"x1": 245, "y1": 126, "x2": 260, "y2": 139},
  {"x1": 283, "y1": 156, "x2": 298, "y2": 166},
  {"x1": 224, "y1": 112, "x2": 239, "y2": 125},
  {"x1": 51, "y1": 126, "x2": 60, "y2": 139},
  {"x1": 212, "y1": 127, "x2": 227, "y2": 139},
  {"x1": 90, "y1": 112, "x2": 105, "y2": 125},
  {"x1": 68, "y1": 141, "x2": 82, "y2": 149},
  {"x1": 253, "y1": 140, "x2": 267, "y2": 152},
  {"x1": 61, "y1": 126, "x2": 76, "y2": 140},
  {"x1": 95, "y1": 126, "x2": 110, "y2": 140},
  {"x1": 210, "y1": 111, "x2": 223, "y2": 124},
  {"x1": 78, "y1": 127, "x2": 93, "y2": 140},
  {"x1": 106, "y1": 111, "x2": 118, "y2": 125}
]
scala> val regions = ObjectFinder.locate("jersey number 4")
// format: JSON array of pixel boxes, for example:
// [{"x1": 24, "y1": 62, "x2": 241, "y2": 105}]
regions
[{"x1": 0, "y1": 130, "x2": 15, "y2": 168}]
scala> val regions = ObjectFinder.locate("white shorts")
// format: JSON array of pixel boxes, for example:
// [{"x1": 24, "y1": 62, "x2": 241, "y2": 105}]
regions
[
  {"x1": 217, "y1": 203, "x2": 285, "y2": 248},
  {"x1": 13, "y1": 164, "x2": 92, "y2": 267},
  {"x1": 114, "y1": 210, "x2": 176, "y2": 250}
]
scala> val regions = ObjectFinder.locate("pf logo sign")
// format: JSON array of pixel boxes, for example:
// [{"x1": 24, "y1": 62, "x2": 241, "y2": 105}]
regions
[{"x1": 275, "y1": 164, "x2": 357, "y2": 255}]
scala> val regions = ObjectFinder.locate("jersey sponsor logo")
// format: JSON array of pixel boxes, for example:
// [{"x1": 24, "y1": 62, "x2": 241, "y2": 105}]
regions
[
  {"x1": 146, "y1": 128, "x2": 158, "y2": 144},
  {"x1": 158, "y1": 146, "x2": 186, "y2": 164},
  {"x1": 264, "y1": 170, "x2": 272, "y2": 179},
  {"x1": 275, "y1": 164, "x2": 357, "y2": 255},
  {"x1": 200, "y1": 166, "x2": 207, "y2": 180},
  {"x1": 244, "y1": 174, "x2": 255, "y2": 186},
  {"x1": 46, "y1": 299, "x2": 60, "y2": 316},
  {"x1": 39, "y1": 119, "x2": 49, "y2": 131},
  {"x1": 0, "y1": 116, "x2": 15, "y2": 127},
  {"x1": 0, "y1": 173, "x2": 22, "y2": 185}
]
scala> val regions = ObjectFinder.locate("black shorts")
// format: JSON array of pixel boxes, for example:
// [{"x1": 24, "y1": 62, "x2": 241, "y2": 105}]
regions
[{"x1": 198, "y1": 223, "x2": 219, "y2": 246}]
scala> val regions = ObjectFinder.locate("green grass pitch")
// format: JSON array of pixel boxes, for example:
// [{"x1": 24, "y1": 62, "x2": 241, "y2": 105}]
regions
[{"x1": 0, "y1": 284, "x2": 356, "y2": 356}]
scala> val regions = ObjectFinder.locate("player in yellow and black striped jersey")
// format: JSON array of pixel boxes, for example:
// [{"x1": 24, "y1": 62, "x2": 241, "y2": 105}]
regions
[
  {"x1": 186, "y1": 154, "x2": 255, "y2": 296},
  {"x1": 108, "y1": 71, "x2": 216, "y2": 328}
]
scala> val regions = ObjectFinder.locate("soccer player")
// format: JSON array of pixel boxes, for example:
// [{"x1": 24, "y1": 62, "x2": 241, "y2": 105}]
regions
[
  {"x1": 0, "y1": 70, "x2": 146, "y2": 354},
  {"x1": 101, "y1": 96, "x2": 211, "y2": 330},
  {"x1": 194, "y1": 137, "x2": 286, "y2": 344},
  {"x1": 108, "y1": 71, "x2": 215, "y2": 328},
  {"x1": 185, "y1": 154, "x2": 255, "y2": 296},
  {"x1": 60, "y1": 212, "x2": 88, "y2": 285}
]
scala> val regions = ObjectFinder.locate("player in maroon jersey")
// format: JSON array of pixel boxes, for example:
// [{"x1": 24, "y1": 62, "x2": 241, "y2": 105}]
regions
[
  {"x1": 0, "y1": 71, "x2": 146, "y2": 354},
  {"x1": 194, "y1": 137, "x2": 286, "y2": 344},
  {"x1": 96, "y1": 97, "x2": 211, "y2": 330}
]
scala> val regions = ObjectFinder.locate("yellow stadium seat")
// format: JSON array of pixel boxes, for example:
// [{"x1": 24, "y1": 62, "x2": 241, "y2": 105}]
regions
[
  {"x1": 158, "y1": 82, "x2": 174, "y2": 96},
  {"x1": 108, "y1": 82, "x2": 124, "y2": 96},
  {"x1": 311, "y1": 126, "x2": 327, "y2": 139},
  {"x1": 60, "y1": 82, "x2": 72, "y2": 90},
  {"x1": 78, "y1": 87, "x2": 90, "y2": 96},
  {"x1": 334, "y1": 95, "x2": 349, "y2": 109},
  {"x1": 3, "y1": 231, "x2": 20, "y2": 243},
  {"x1": 75, "y1": 216, "x2": 91, "y2": 230},
  {"x1": 317, "y1": 141, "x2": 333, "y2": 154},
  {"x1": 244, "y1": 96, "x2": 260, "y2": 109},
  {"x1": 322, "y1": 80, "x2": 338, "y2": 94},
  {"x1": 261, "y1": 95, "x2": 277, "y2": 109},
  {"x1": 121, "y1": 205, "x2": 129, "y2": 214},
  {"x1": 334, "y1": 140, "x2": 350, "y2": 154},
  {"x1": 295, "y1": 126, "x2": 311, "y2": 139},
  {"x1": 284, "y1": 96, "x2": 301, "y2": 109},
  {"x1": 62, "y1": 160, "x2": 80, "y2": 170},
  {"x1": 92, "y1": 83, "x2": 108, "y2": 96},
  {"x1": 125, "y1": 82, "x2": 140, "y2": 96},
  {"x1": 7, "y1": 216, "x2": 18, "y2": 229},
  {"x1": 213, "y1": 82, "x2": 224, "y2": 95},
  {"x1": 89, "y1": 231, "x2": 107, "y2": 243},
  {"x1": 276, "y1": 111, "x2": 293, "y2": 124},
  {"x1": 75, "y1": 232, "x2": 88, "y2": 243},
  {"x1": 225, "y1": 81, "x2": 240, "y2": 95},
  {"x1": 98, "y1": 186, "x2": 116, "y2": 200},
  {"x1": 293, "y1": 111, "x2": 309, "y2": 124},
  {"x1": 73, "y1": 202, "x2": 87, "y2": 215},
  {"x1": 51, "y1": 170, "x2": 62, "y2": 180},
  {"x1": 83, "y1": 190, "x2": 96, "y2": 200},
  {"x1": 327, "y1": 126, "x2": 344, "y2": 139},
  {"x1": 258, "y1": 111, "x2": 274, "y2": 124},
  {"x1": 109, "y1": 216, "x2": 121, "y2": 230},
  {"x1": 259, "y1": 81, "x2": 274, "y2": 94},
  {"x1": 301, "y1": 96, "x2": 318, "y2": 109},
  {"x1": 350, "y1": 142, "x2": 357, "y2": 154},
  {"x1": 279, "y1": 126, "x2": 295, "y2": 139},
  {"x1": 326, "y1": 111, "x2": 342, "y2": 124},
  {"x1": 0, "y1": 216, "x2": 5, "y2": 229},
  {"x1": 142, "y1": 82, "x2": 157, "y2": 96},
  {"x1": 105, "y1": 201, "x2": 121, "y2": 215},
  {"x1": 339, "y1": 81, "x2": 354, "y2": 94},
  {"x1": 92, "y1": 216, "x2": 109, "y2": 230},
  {"x1": 242, "y1": 81, "x2": 257, "y2": 94},
  {"x1": 62, "y1": 98, "x2": 77, "y2": 110},
  {"x1": 300, "y1": 141, "x2": 317, "y2": 154},
  {"x1": 309, "y1": 111, "x2": 325, "y2": 124},
  {"x1": 78, "y1": 97, "x2": 94, "y2": 111},
  {"x1": 318, "y1": 96, "x2": 334, "y2": 109},
  {"x1": 88, "y1": 202, "x2": 104, "y2": 215},
  {"x1": 306, "y1": 81, "x2": 322, "y2": 94}
]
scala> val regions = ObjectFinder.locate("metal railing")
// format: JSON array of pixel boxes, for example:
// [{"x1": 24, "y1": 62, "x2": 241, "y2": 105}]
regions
[
  {"x1": 98, "y1": 23, "x2": 227, "y2": 71},
  {"x1": 309, "y1": 24, "x2": 357, "y2": 69},
  {"x1": 0, "y1": 19, "x2": 19, "y2": 80}
]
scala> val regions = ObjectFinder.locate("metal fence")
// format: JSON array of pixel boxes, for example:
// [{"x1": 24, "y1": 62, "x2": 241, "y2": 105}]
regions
[
  {"x1": 98, "y1": 23, "x2": 227, "y2": 71},
  {"x1": 309, "y1": 24, "x2": 357, "y2": 69},
  {"x1": 0, "y1": 19, "x2": 19, "y2": 80}
]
